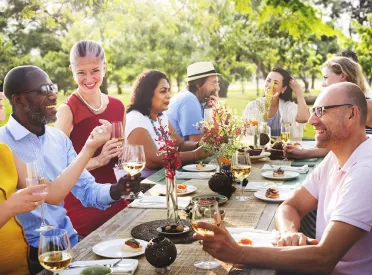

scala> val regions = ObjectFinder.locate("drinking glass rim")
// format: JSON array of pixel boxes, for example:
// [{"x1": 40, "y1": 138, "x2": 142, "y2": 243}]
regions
[{"x1": 40, "y1": 228, "x2": 68, "y2": 237}]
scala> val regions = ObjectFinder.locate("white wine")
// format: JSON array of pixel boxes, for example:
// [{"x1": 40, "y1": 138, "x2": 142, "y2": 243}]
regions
[
  {"x1": 116, "y1": 137, "x2": 125, "y2": 143},
  {"x1": 39, "y1": 251, "x2": 72, "y2": 272},
  {"x1": 191, "y1": 221, "x2": 221, "y2": 235},
  {"x1": 122, "y1": 162, "x2": 145, "y2": 175},
  {"x1": 280, "y1": 132, "x2": 290, "y2": 143},
  {"x1": 231, "y1": 165, "x2": 251, "y2": 180}
]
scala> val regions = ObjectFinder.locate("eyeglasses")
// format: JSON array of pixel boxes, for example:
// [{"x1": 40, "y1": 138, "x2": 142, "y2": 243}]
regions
[
  {"x1": 309, "y1": 104, "x2": 354, "y2": 118},
  {"x1": 206, "y1": 81, "x2": 220, "y2": 86},
  {"x1": 21, "y1": 84, "x2": 58, "y2": 95}
]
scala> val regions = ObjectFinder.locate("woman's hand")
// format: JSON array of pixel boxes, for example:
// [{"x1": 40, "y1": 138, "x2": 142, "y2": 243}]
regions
[
  {"x1": 95, "y1": 139, "x2": 123, "y2": 166},
  {"x1": 5, "y1": 185, "x2": 47, "y2": 216},
  {"x1": 86, "y1": 119, "x2": 112, "y2": 150},
  {"x1": 290, "y1": 78, "x2": 303, "y2": 95}
]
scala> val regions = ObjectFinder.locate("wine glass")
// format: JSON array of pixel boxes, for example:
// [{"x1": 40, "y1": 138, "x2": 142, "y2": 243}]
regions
[
  {"x1": 280, "y1": 120, "x2": 291, "y2": 160},
  {"x1": 38, "y1": 228, "x2": 72, "y2": 274},
  {"x1": 191, "y1": 200, "x2": 222, "y2": 269},
  {"x1": 26, "y1": 160, "x2": 53, "y2": 232},
  {"x1": 112, "y1": 121, "x2": 124, "y2": 146},
  {"x1": 121, "y1": 144, "x2": 146, "y2": 199},
  {"x1": 231, "y1": 151, "x2": 252, "y2": 201}
]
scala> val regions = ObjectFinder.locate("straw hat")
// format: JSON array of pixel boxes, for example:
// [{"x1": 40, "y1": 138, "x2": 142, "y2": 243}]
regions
[{"x1": 186, "y1": 62, "x2": 221, "y2": 82}]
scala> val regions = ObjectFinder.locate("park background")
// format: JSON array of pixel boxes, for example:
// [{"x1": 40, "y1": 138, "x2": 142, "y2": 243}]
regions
[{"x1": 1, "y1": 0, "x2": 371, "y2": 138}]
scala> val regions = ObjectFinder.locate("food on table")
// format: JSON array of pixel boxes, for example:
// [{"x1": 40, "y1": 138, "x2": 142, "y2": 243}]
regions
[
  {"x1": 250, "y1": 120, "x2": 258, "y2": 126},
  {"x1": 248, "y1": 146, "x2": 262, "y2": 156},
  {"x1": 196, "y1": 161, "x2": 206, "y2": 170},
  {"x1": 273, "y1": 167, "x2": 285, "y2": 177},
  {"x1": 237, "y1": 238, "x2": 253, "y2": 246},
  {"x1": 265, "y1": 188, "x2": 280, "y2": 199},
  {"x1": 219, "y1": 157, "x2": 231, "y2": 165},
  {"x1": 122, "y1": 238, "x2": 143, "y2": 252},
  {"x1": 272, "y1": 141, "x2": 284, "y2": 151},
  {"x1": 161, "y1": 224, "x2": 185, "y2": 233},
  {"x1": 177, "y1": 184, "x2": 187, "y2": 193},
  {"x1": 199, "y1": 197, "x2": 220, "y2": 203},
  {"x1": 293, "y1": 142, "x2": 302, "y2": 147}
]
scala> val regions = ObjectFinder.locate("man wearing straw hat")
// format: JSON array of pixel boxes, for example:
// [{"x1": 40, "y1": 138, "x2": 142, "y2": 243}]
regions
[{"x1": 167, "y1": 61, "x2": 220, "y2": 141}]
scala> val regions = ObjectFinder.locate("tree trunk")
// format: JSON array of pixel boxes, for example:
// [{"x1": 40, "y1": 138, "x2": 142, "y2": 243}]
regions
[
  {"x1": 63, "y1": 88, "x2": 67, "y2": 96},
  {"x1": 311, "y1": 73, "x2": 315, "y2": 90},
  {"x1": 101, "y1": 77, "x2": 108, "y2": 94},
  {"x1": 300, "y1": 76, "x2": 310, "y2": 93},
  {"x1": 117, "y1": 82, "x2": 122, "y2": 95},
  {"x1": 219, "y1": 78, "x2": 230, "y2": 98},
  {"x1": 176, "y1": 75, "x2": 181, "y2": 92}
]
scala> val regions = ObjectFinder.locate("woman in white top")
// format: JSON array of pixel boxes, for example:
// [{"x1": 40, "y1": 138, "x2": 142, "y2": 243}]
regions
[
  {"x1": 125, "y1": 70, "x2": 209, "y2": 177},
  {"x1": 243, "y1": 68, "x2": 309, "y2": 136}
]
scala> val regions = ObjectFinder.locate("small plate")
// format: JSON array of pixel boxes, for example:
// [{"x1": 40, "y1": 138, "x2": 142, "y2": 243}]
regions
[
  {"x1": 250, "y1": 152, "x2": 271, "y2": 160},
  {"x1": 182, "y1": 164, "x2": 218, "y2": 172},
  {"x1": 232, "y1": 236, "x2": 273, "y2": 247},
  {"x1": 191, "y1": 194, "x2": 228, "y2": 206},
  {"x1": 156, "y1": 185, "x2": 197, "y2": 196},
  {"x1": 92, "y1": 238, "x2": 148, "y2": 258},
  {"x1": 254, "y1": 189, "x2": 294, "y2": 202},
  {"x1": 156, "y1": 225, "x2": 191, "y2": 235},
  {"x1": 261, "y1": 170, "x2": 299, "y2": 180},
  {"x1": 60, "y1": 259, "x2": 138, "y2": 275}
]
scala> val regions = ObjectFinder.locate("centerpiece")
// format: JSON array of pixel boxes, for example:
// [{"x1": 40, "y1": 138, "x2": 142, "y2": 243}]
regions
[{"x1": 255, "y1": 81, "x2": 274, "y2": 148}]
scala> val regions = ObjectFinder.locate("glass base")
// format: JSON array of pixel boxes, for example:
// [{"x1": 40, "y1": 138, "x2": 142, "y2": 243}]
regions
[
  {"x1": 235, "y1": 196, "x2": 251, "y2": 201},
  {"x1": 35, "y1": 224, "x2": 54, "y2": 232},
  {"x1": 194, "y1": 260, "x2": 220, "y2": 269}
]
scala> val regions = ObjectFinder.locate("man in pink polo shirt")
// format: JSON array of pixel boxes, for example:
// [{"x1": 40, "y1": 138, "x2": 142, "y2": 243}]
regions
[{"x1": 194, "y1": 82, "x2": 372, "y2": 274}]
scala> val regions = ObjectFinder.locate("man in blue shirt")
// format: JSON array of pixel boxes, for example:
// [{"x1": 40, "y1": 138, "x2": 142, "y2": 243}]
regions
[
  {"x1": 0, "y1": 65, "x2": 140, "y2": 272},
  {"x1": 167, "y1": 62, "x2": 220, "y2": 141}
]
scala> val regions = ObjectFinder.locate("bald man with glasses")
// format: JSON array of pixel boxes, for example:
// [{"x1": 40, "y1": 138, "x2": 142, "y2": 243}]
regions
[{"x1": 194, "y1": 82, "x2": 372, "y2": 274}]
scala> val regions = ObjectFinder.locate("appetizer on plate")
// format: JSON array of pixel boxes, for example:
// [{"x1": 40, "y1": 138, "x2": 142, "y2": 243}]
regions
[
  {"x1": 122, "y1": 238, "x2": 143, "y2": 252},
  {"x1": 161, "y1": 224, "x2": 185, "y2": 233},
  {"x1": 273, "y1": 167, "x2": 285, "y2": 177},
  {"x1": 177, "y1": 184, "x2": 187, "y2": 193},
  {"x1": 265, "y1": 188, "x2": 280, "y2": 199},
  {"x1": 196, "y1": 161, "x2": 206, "y2": 170},
  {"x1": 237, "y1": 238, "x2": 253, "y2": 246}
]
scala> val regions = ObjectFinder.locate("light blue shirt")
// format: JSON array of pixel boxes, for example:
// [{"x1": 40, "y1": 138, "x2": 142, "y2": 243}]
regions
[
  {"x1": 166, "y1": 90, "x2": 203, "y2": 140},
  {"x1": 0, "y1": 116, "x2": 114, "y2": 247}
]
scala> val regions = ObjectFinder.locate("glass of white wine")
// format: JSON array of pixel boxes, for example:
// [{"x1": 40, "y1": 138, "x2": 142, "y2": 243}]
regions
[
  {"x1": 38, "y1": 228, "x2": 72, "y2": 274},
  {"x1": 280, "y1": 120, "x2": 291, "y2": 160},
  {"x1": 231, "y1": 150, "x2": 252, "y2": 201},
  {"x1": 26, "y1": 160, "x2": 53, "y2": 232},
  {"x1": 112, "y1": 121, "x2": 124, "y2": 146},
  {"x1": 191, "y1": 200, "x2": 222, "y2": 269},
  {"x1": 121, "y1": 144, "x2": 146, "y2": 199}
]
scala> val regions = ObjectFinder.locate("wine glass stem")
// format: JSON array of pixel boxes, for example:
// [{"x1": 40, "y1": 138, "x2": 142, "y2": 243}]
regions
[{"x1": 39, "y1": 203, "x2": 48, "y2": 227}]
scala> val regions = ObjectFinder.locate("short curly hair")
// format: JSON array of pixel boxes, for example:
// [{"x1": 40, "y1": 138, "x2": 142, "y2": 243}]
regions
[{"x1": 127, "y1": 70, "x2": 170, "y2": 116}]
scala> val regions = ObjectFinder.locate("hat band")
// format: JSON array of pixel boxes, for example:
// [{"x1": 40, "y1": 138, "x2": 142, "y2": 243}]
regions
[{"x1": 188, "y1": 69, "x2": 217, "y2": 78}]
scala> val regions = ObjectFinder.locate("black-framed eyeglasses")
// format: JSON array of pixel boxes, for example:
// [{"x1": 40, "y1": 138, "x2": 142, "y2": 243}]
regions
[
  {"x1": 20, "y1": 84, "x2": 58, "y2": 95},
  {"x1": 309, "y1": 104, "x2": 354, "y2": 118}
]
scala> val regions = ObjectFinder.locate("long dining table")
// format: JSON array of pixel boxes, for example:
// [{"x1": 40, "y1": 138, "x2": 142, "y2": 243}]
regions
[{"x1": 39, "y1": 150, "x2": 320, "y2": 275}]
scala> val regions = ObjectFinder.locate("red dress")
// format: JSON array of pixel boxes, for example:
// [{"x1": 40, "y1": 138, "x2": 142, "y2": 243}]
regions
[{"x1": 64, "y1": 94, "x2": 129, "y2": 236}]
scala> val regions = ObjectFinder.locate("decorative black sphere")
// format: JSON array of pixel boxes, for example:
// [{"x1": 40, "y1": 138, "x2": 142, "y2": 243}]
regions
[
  {"x1": 145, "y1": 237, "x2": 177, "y2": 268},
  {"x1": 208, "y1": 172, "x2": 236, "y2": 199}
]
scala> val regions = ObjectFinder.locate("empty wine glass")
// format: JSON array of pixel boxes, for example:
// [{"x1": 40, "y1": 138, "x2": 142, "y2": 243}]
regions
[
  {"x1": 26, "y1": 160, "x2": 53, "y2": 232},
  {"x1": 38, "y1": 228, "x2": 72, "y2": 274},
  {"x1": 191, "y1": 200, "x2": 222, "y2": 269},
  {"x1": 121, "y1": 144, "x2": 146, "y2": 199},
  {"x1": 231, "y1": 150, "x2": 252, "y2": 201}
]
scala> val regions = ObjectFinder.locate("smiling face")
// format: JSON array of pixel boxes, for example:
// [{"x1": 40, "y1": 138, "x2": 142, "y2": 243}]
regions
[
  {"x1": 71, "y1": 55, "x2": 106, "y2": 94},
  {"x1": 321, "y1": 67, "x2": 344, "y2": 88},
  {"x1": 199, "y1": 75, "x2": 220, "y2": 100},
  {"x1": 0, "y1": 92, "x2": 5, "y2": 121},
  {"x1": 151, "y1": 78, "x2": 171, "y2": 113},
  {"x1": 264, "y1": 72, "x2": 286, "y2": 95}
]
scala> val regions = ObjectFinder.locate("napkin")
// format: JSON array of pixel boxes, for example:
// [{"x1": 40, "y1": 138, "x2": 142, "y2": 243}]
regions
[
  {"x1": 176, "y1": 171, "x2": 214, "y2": 179},
  {"x1": 60, "y1": 259, "x2": 138, "y2": 275},
  {"x1": 227, "y1": 228, "x2": 276, "y2": 245},
  {"x1": 261, "y1": 164, "x2": 309, "y2": 174},
  {"x1": 244, "y1": 181, "x2": 277, "y2": 191},
  {"x1": 128, "y1": 196, "x2": 191, "y2": 209}
]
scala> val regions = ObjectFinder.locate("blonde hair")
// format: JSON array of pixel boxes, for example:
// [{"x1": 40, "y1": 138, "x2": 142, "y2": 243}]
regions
[
  {"x1": 69, "y1": 40, "x2": 106, "y2": 67},
  {"x1": 323, "y1": 56, "x2": 367, "y2": 94}
]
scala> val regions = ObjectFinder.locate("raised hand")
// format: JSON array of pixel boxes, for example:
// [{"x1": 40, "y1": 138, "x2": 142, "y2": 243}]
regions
[
  {"x1": 117, "y1": 173, "x2": 142, "y2": 196},
  {"x1": 6, "y1": 185, "x2": 47, "y2": 215},
  {"x1": 86, "y1": 119, "x2": 112, "y2": 150}
]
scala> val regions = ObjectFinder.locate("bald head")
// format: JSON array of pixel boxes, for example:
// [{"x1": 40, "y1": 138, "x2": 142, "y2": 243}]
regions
[
  {"x1": 320, "y1": 82, "x2": 367, "y2": 126},
  {"x1": 3, "y1": 66, "x2": 49, "y2": 101}
]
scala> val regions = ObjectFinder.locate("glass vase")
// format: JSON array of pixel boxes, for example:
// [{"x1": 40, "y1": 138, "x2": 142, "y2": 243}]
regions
[
  {"x1": 258, "y1": 122, "x2": 271, "y2": 149},
  {"x1": 166, "y1": 176, "x2": 180, "y2": 225}
]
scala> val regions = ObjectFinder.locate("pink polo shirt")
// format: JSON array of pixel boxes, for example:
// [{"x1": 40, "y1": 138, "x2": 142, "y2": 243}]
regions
[{"x1": 303, "y1": 138, "x2": 372, "y2": 274}]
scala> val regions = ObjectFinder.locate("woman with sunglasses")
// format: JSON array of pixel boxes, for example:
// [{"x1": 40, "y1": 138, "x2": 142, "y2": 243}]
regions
[
  {"x1": 55, "y1": 40, "x2": 130, "y2": 237},
  {"x1": 285, "y1": 56, "x2": 371, "y2": 159}
]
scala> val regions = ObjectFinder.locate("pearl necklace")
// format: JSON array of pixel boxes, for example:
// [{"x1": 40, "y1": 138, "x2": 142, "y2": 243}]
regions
[{"x1": 77, "y1": 91, "x2": 104, "y2": 113}]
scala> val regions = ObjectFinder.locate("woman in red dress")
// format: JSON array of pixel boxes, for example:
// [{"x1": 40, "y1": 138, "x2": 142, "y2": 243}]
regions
[{"x1": 55, "y1": 40, "x2": 129, "y2": 236}]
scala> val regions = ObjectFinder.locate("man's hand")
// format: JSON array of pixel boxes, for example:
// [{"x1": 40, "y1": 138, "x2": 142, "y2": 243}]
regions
[
  {"x1": 193, "y1": 222, "x2": 242, "y2": 264},
  {"x1": 5, "y1": 185, "x2": 47, "y2": 216},
  {"x1": 110, "y1": 173, "x2": 142, "y2": 200},
  {"x1": 277, "y1": 231, "x2": 319, "y2": 246},
  {"x1": 284, "y1": 144, "x2": 308, "y2": 159}
]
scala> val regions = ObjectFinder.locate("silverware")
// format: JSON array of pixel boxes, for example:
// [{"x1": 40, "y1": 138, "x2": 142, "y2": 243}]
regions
[{"x1": 67, "y1": 258, "x2": 123, "y2": 269}]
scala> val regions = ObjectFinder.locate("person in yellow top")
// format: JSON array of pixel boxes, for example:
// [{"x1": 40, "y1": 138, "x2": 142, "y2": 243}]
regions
[{"x1": 0, "y1": 90, "x2": 113, "y2": 274}]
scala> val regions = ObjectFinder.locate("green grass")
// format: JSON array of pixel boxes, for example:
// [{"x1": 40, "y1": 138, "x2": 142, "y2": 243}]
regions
[{"x1": 0, "y1": 86, "x2": 318, "y2": 138}]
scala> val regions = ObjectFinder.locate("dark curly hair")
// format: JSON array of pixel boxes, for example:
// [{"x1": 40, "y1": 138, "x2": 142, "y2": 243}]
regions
[
  {"x1": 271, "y1": 68, "x2": 293, "y2": 102},
  {"x1": 127, "y1": 70, "x2": 170, "y2": 116}
]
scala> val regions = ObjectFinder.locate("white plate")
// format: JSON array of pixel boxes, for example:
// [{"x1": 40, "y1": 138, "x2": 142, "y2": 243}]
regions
[
  {"x1": 182, "y1": 164, "x2": 217, "y2": 172},
  {"x1": 254, "y1": 189, "x2": 294, "y2": 202},
  {"x1": 92, "y1": 238, "x2": 148, "y2": 258},
  {"x1": 261, "y1": 170, "x2": 299, "y2": 180},
  {"x1": 250, "y1": 152, "x2": 271, "y2": 160},
  {"x1": 156, "y1": 185, "x2": 197, "y2": 196},
  {"x1": 231, "y1": 236, "x2": 273, "y2": 247}
]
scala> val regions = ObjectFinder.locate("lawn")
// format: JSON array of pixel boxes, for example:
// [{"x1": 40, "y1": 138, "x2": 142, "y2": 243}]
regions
[{"x1": 0, "y1": 86, "x2": 317, "y2": 138}]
